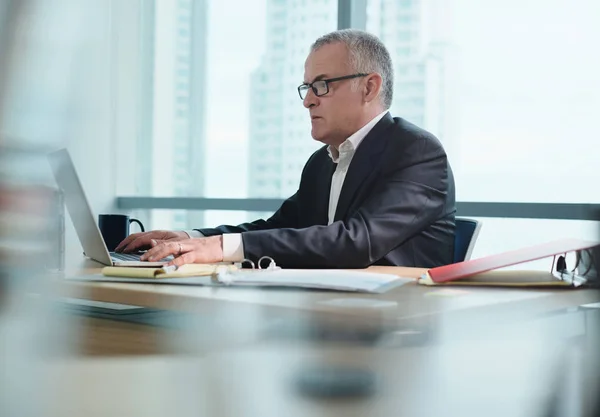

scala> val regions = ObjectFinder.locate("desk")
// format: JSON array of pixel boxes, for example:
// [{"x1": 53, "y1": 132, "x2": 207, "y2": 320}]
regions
[
  {"x1": 47, "y1": 259, "x2": 600, "y2": 356},
  {"x1": 3, "y1": 261, "x2": 600, "y2": 416},
  {"x1": 56, "y1": 259, "x2": 600, "y2": 322}
]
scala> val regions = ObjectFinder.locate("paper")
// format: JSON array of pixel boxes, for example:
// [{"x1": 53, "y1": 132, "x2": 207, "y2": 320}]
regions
[
  {"x1": 74, "y1": 268, "x2": 413, "y2": 293},
  {"x1": 217, "y1": 269, "x2": 413, "y2": 293}
]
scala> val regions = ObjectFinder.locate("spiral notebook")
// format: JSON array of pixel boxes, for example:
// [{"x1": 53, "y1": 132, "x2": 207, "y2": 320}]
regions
[{"x1": 73, "y1": 257, "x2": 413, "y2": 294}]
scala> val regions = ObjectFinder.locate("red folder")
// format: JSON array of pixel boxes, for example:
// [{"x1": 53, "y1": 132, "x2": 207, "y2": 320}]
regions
[{"x1": 422, "y1": 238, "x2": 599, "y2": 284}]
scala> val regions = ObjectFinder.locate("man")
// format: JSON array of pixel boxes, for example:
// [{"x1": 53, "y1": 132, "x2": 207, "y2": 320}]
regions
[{"x1": 116, "y1": 29, "x2": 456, "y2": 268}]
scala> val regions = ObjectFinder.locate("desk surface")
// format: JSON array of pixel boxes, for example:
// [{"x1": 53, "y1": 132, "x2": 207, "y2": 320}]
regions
[
  {"x1": 55, "y1": 259, "x2": 600, "y2": 325},
  {"x1": 5, "y1": 260, "x2": 599, "y2": 416}
]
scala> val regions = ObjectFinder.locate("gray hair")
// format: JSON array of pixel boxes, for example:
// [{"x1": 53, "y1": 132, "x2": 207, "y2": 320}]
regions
[{"x1": 311, "y1": 29, "x2": 394, "y2": 109}]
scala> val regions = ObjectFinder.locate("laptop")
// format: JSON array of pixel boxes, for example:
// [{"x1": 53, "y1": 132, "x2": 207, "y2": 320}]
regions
[{"x1": 48, "y1": 148, "x2": 170, "y2": 267}]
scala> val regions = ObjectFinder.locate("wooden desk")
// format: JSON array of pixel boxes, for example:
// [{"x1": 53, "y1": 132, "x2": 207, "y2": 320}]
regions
[
  {"x1": 43, "y1": 259, "x2": 600, "y2": 357},
  {"x1": 56, "y1": 260, "x2": 430, "y2": 316},
  {"x1": 55, "y1": 259, "x2": 600, "y2": 324},
  {"x1": 5, "y1": 263, "x2": 599, "y2": 416}
]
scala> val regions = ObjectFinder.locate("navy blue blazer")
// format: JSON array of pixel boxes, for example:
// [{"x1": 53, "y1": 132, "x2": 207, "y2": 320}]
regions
[{"x1": 197, "y1": 113, "x2": 456, "y2": 268}]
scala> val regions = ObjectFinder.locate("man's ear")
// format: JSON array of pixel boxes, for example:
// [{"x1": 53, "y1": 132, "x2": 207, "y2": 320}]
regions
[{"x1": 363, "y1": 73, "x2": 383, "y2": 103}]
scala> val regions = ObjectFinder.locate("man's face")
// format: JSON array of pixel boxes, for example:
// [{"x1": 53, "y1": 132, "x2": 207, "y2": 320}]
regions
[{"x1": 302, "y1": 42, "x2": 364, "y2": 146}]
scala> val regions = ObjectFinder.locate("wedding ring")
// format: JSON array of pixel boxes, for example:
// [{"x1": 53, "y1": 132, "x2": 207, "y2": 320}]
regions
[{"x1": 178, "y1": 242, "x2": 183, "y2": 255}]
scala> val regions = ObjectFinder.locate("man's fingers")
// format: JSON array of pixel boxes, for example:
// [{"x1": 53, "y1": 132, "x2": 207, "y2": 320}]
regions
[
  {"x1": 147, "y1": 237, "x2": 221, "y2": 266},
  {"x1": 115, "y1": 234, "x2": 139, "y2": 252},
  {"x1": 116, "y1": 231, "x2": 176, "y2": 253},
  {"x1": 116, "y1": 232, "x2": 153, "y2": 252},
  {"x1": 122, "y1": 236, "x2": 154, "y2": 253},
  {"x1": 178, "y1": 240, "x2": 192, "y2": 254},
  {"x1": 139, "y1": 244, "x2": 165, "y2": 261},
  {"x1": 123, "y1": 233, "x2": 170, "y2": 253},
  {"x1": 171, "y1": 252, "x2": 195, "y2": 267},
  {"x1": 141, "y1": 241, "x2": 180, "y2": 261}
]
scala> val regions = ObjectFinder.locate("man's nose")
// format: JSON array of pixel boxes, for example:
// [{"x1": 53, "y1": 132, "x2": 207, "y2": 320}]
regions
[{"x1": 303, "y1": 88, "x2": 318, "y2": 109}]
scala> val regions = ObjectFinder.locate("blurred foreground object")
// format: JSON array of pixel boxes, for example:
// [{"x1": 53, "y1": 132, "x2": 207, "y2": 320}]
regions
[{"x1": 1, "y1": 1, "x2": 96, "y2": 415}]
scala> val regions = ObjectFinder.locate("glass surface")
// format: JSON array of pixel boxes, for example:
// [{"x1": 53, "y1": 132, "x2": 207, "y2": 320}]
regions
[
  {"x1": 116, "y1": 0, "x2": 598, "y2": 234},
  {"x1": 365, "y1": 0, "x2": 600, "y2": 203},
  {"x1": 127, "y1": 0, "x2": 337, "y2": 229},
  {"x1": 132, "y1": 210, "x2": 273, "y2": 232}
]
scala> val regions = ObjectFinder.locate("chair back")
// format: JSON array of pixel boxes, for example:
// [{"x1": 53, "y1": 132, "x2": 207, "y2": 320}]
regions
[{"x1": 454, "y1": 217, "x2": 482, "y2": 263}]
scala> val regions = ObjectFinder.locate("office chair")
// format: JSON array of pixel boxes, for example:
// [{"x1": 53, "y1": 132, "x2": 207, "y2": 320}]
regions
[{"x1": 453, "y1": 217, "x2": 482, "y2": 263}]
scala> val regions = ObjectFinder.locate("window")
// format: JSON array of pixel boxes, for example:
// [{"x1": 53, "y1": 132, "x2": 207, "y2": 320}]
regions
[
  {"x1": 366, "y1": 0, "x2": 600, "y2": 204},
  {"x1": 363, "y1": 0, "x2": 600, "y2": 257},
  {"x1": 396, "y1": 47, "x2": 410, "y2": 57},
  {"x1": 124, "y1": 0, "x2": 336, "y2": 229},
  {"x1": 397, "y1": 31, "x2": 410, "y2": 41},
  {"x1": 469, "y1": 218, "x2": 598, "y2": 270},
  {"x1": 134, "y1": 210, "x2": 273, "y2": 232},
  {"x1": 107, "y1": 0, "x2": 598, "y2": 260}
]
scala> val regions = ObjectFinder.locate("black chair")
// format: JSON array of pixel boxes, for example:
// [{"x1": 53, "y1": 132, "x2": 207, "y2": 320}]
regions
[{"x1": 453, "y1": 218, "x2": 482, "y2": 263}]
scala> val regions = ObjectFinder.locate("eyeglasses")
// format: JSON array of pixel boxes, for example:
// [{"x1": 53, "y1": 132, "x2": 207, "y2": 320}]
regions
[{"x1": 297, "y1": 73, "x2": 369, "y2": 100}]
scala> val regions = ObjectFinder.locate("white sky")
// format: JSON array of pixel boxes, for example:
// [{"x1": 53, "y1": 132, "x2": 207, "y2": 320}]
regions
[
  {"x1": 202, "y1": 0, "x2": 600, "y2": 203},
  {"x1": 204, "y1": 0, "x2": 267, "y2": 198}
]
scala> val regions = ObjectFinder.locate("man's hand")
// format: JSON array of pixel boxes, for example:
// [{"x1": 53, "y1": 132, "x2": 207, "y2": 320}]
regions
[
  {"x1": 115, "y1": 230, "x2": 189, "y2": 253},
  {"x1": 140, "y1": 236, "x2": 224, "y2": 267}
]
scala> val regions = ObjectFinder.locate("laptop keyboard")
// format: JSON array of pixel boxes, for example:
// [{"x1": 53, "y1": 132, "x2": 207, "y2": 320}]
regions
[
  {"x1": 109, "y1": 252, "x2": 171, "y2": 262},
  {"x1": 110, "y1": 252, "x2": 144, "y2": 261}
]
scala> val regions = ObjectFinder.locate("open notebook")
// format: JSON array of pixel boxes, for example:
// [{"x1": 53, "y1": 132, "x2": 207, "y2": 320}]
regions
[{"x1": 73, "y1": 262, "x2": 413, "y2": 294}]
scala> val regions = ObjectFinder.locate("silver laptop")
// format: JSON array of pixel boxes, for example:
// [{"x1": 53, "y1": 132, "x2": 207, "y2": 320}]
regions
[{"x1": 48, "y1": 148, "x2": 170, "y2": 267}]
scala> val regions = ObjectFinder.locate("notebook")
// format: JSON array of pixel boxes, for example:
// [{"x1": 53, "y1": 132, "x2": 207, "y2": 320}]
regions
[
  {"x1": 73, "y1": 261, "x2": 413, "y2": 294},
  {"x1": 417, "y1": 238, "x2": 600, "y2": 287},
  {"x1": 101, "y1": 263, "x2": 235, "y2": 279},
  {"x1": 419, "y1": 270, "x2": 574, "y2": 287}
]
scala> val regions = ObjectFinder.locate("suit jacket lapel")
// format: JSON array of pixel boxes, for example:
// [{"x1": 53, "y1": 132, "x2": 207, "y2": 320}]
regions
[
  {"x1": 334, "y1": 113, "x2": 394, "y2": 222},
  {"x1": 314, "y1": 155, "x2": 336, "y2": 225}
]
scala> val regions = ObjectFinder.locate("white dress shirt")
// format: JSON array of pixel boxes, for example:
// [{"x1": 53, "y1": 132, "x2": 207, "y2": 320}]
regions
[
  {"x1": 326, "y1": 110, "x2": 388, "y2": 224},
  {"x1": 186, "y1": 110, "x2": 389, "y2": 262}
]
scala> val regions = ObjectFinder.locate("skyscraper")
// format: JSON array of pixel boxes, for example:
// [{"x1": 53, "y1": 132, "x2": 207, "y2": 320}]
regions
[
  {"x1": 140, "y1": 0, "x2": 208, "y2": 230},
  {"x1": 367, "y1": 0, "x2": 456, "y2": 158},
  {"x1": 248, "y1": 0, "x2": 454, "y2": 205},
  {"x1": 248, "y1": 0, "x2": 337, "y2": 201}
]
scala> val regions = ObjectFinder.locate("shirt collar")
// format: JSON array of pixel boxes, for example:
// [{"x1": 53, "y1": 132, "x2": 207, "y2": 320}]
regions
[{"x1": 327, "y1": 110, "x2": 389, "y2": 162}]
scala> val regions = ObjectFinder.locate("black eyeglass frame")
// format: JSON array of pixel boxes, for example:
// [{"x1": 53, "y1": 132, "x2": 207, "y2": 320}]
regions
[{"x1": 297, "y1": 73, "x2": 369, "y2": 100}]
